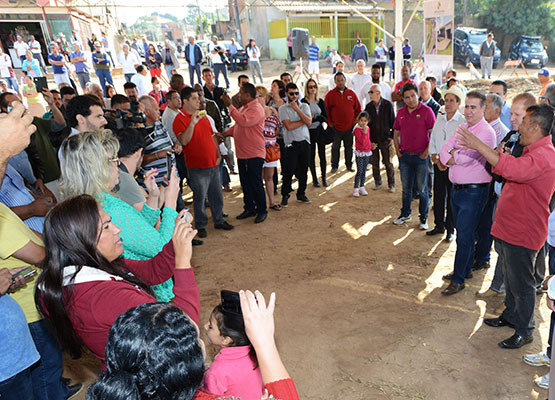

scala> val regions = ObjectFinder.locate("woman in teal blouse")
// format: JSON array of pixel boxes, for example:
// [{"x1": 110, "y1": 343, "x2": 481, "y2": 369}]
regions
[{"x1": 59, "y1": 129, "x2": 180, "y2": 301}]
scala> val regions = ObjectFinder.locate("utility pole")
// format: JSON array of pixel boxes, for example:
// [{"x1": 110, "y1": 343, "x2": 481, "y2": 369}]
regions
[
  {"x1": 394, "y1": 0, "x2": 403, "y2": 81},
  {"x1": 233, "y1": 0, "x2": 243, "y2": 45},
  {"x1": 196, "y1": 0, "x2": 204, "y2": 39}
]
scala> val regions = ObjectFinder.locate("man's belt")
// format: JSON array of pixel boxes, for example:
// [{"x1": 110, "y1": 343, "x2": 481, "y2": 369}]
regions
[{"x1": 453, "y1": 183, "x2": 489, "y2": 190}]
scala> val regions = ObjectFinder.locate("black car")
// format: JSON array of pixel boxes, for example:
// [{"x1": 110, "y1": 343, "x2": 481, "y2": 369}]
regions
[
  {"x1": 202, "y1": 40, "x2": 248, "y2": 71},
  {"x1": 453, "y1": 27, "x2": 501, "y2": 67},
  {"x1": 508, "y1": 35, "x2": 548, "y2": 68}
]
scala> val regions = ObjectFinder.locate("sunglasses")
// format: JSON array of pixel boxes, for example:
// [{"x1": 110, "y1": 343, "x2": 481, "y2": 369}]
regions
[
  {"x1": 368, "y1": 90, "x2": 376, "y2": 94},
  {"x1": 307, "y1": 85, "x2": 317, "y2": 89},
  {"x1": 288, "y1": 92, "x2": 299, "y2": 96}
]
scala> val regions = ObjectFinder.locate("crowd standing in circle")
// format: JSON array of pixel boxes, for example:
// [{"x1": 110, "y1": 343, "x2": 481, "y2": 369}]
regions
[{"x1": 0, "y1": 30, "x2": 554, "y2": 399}]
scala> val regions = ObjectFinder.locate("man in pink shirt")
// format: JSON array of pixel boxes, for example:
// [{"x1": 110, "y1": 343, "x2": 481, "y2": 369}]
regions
[
  {"x1": 222, "y1": 83, "x2": 267, "y2": 223},
  {"x1": 439, "y1": 91, "x2": 496, "y2": 296},
  {"x1": 457, "y1": 103, "x2": 555, "y2": 349}
]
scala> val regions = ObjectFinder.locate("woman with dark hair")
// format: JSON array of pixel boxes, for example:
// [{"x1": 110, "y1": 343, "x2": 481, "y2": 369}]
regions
[
  {"x1": 301, "y1": 78, "x2": 328, "y2": 187},
  {"x1": 268, "y1": 79, "x2": 286, "y2": 194},
  {"x1": 87, "y1": 291, "x2": 300, "y2": 400},
  {"x1": 145, "y1": 44, "x2": 163, "y2": 78},
  {"x1": 245, "y1": 39, "x2": 263, "y2": 85},
  {"x1": 35, "y1": 194, "x2": 200, "y2": 363}
]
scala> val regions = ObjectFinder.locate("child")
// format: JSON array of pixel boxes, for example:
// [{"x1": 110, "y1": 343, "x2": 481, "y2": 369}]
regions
[
  {"x1": 203, "y1": 291, "x2": 263, "y2": 400},
  {"x1": 352, "y1": 111, "x2": 375, "y2": 197}
]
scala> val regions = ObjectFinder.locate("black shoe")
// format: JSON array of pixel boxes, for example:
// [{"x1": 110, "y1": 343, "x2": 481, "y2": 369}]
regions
[
  {"x1": 313, "y1": 180, "x2": 321, "y2": 187},
  {"x1": 236, "y1": 210, "x2": 256, "y2": 219},
  {"x1": 346, "y1": 167, "x2": 355, "y2": 172},
  {"x1": 61, "y1": 377, "x2": 71, "y2": 386},
  {"x1": 484, "y1": 316, "x2": 514, "y2": 328},
  {"x1": 472, "y1": 261, "x2": 490, "y2": 271},
  {"x1": 281, "y1": 194, "x2": 290, "y2": 207},
  {"x1": 197, "y1": 228, "x2": 207, "y2": 238},
  {"x1": 322, "y1": 178, "x2": 329, "y2": 187},
  {"x1": 214, "y1": 221, "x2": 234, "y2": 231},
  {"x1": 192, "y1": 239, "x2": 203, "y2": 246},
  {"x1": 445, "y1": 232, "x2": 454, "y2": 242},
  {"x1": 254, "y1": 213, "x2": 267, "y2": 224},
  {"x1": 331, "y1": 167, "x2": 338, "y2": 173},
  {"x1": 426, "y1": 227, "x2": 445, "y2": 236},
  {"x1": 441, "y1": 282, "x2": 465, "y2": 296},
  {"x1": 297, "y1": 195, "x2": 311, "y2": 204},
  {"x1": 498, "y1": 333, "x2": 533, "y2": 349},
  {"x1": 66, "y1": 383, "x2": 83, "y2": 399},
  {"x1": 222, "y1": 212, "x2": 229, "y2": 218},
  {"x1": 443, "y1": 271, "x2": 473, "y2": 280}
]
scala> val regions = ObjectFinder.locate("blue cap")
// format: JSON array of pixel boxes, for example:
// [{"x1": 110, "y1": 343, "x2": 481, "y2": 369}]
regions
[{"x1": 538, "y1": 68, "x2": 550, "y2": 76}]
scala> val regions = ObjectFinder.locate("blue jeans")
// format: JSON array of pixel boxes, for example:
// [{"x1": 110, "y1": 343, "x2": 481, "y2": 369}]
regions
[
  {"x1": 124, "y1": 73, "x2": 134, "y2": 82},
  {"x1": 220, "y1": 160, "x2": 230, "y2": 187},
  {"x1": 399, "y1": 153, "x2": 429, "y2": 219},
  {"x1": 449, "y1": 185, "x2": 489, "y2": 284},
  {"x1": 165, "y1": 65, "x2": 176, "y2": 80},
  {"x1": 96, "y1": 69, "x2": 114, "y2": 96},
  {"x1": 230, "y1": 54, "x2": 238, "y2": 72},
  {"x1": 0, "y1": 367, "x2": 34, "y2": 400},
  {"x1": 28, "y1": 320, "x2": 68, "y2": 400},
  {"x1": 213, "y1": 63, "x2": 230, "y2": 89},
  {"x1": 187, "y1": 166, "x2": 224, "y2": 230},
  {"x1": 188, "y1": 63, "x2": 201, "y2": 86},
  {"x1": 5, "y1": 76, "x2": 19, "y2": 92},
  {"x1": 388, "y1": 60, "x2": 395, "y2": 80},
  {"x1": 474, "y1": 195, "x2": 496, "y2": 264}
]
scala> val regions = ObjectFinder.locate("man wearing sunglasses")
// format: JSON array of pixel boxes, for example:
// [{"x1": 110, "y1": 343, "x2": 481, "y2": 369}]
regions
[{"x1": 279, "y1": 83, "x2": 312, "y2": 206}]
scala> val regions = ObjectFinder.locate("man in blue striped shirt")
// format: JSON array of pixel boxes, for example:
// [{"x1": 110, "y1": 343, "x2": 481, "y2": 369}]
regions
[{"x1": 308, "y1": 36, "x2": 320, "y2": 83}]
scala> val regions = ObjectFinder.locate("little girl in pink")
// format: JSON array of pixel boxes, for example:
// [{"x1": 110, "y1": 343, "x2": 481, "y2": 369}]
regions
[{"x1": 352, "y1": 111, "x2": 376, "y2": 196}]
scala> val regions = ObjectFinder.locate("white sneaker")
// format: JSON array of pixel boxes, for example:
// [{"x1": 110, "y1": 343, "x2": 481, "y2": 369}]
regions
[
  {"x1": 353, "y1": 188, "x2": 360, "y2": 197},
  {"x1": 393, "y1": 215, "x2": 411, "y2": 225},
  {"x1": 523, "y1": 352, "x2": 551, "y2": 367},
  {"x1": 373, "y1": 183, "x2": 383, "y2": 191},
  {"x1": 536, "y1": 373, "x2": 550, "y2": 389},
  {"x1": 388, "y1": 186, "x2": 396, "y2": 193},
  {"x1": 359, "y1": 186, "x2": 368, "y2": 196},
  {"x1": 419, "y1": 218, "x2": 429, "y2": 230}
]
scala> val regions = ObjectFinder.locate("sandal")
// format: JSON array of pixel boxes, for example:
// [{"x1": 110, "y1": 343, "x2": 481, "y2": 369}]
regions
[{"x1": 269, "y1": 204, "x2": 281, "y2": 211}]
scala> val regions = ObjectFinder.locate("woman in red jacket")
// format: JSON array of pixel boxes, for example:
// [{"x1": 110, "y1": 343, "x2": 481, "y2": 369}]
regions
[
  {"x1": 35, "y1": 194, "x2": 200, "y2": 363},
  {"x1": 86, "y1": 291, "x2": 300, "y2": 400}
]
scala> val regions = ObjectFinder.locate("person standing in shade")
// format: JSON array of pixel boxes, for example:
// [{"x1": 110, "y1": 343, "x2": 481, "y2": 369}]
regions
[
  {"x1": 70, "y1": 42, "x2": 90, "y2": 92},
  {"x1": 308, "y1": 36, "x2": 320, "y2": 84},
  {"x1": 221, "y1": 83, "x2": 267, "y2": 223},
  {"x1": 479, "y1": 33, "x2": 496, "y2": 80},
  {"x1": 351, "y1": 38, "x2": 368, "y2": 64},
  {"x1": 162, "y1": 39, "x2": 180, "y2": 80},
  {"x1": 13, "y1": 36, "x2": 29, "y2": 64},
  {"x1": 279, "y1": 82, "x2": 312, "y2": 207},
  {"x1": 426, "y1": 86, "x2": 465, "y2": 242},
  {"x1": 246, "y1": 39, "x2": 263, "y2": 84},
  {"x1": 92, "y1": 41, "x2": 114, "y2": 96},
  {"x1": 365, "y1": 83, "x2": 395, "y2": 193},
  {"x1": 229, "y1": 38, "x2": 238, "y2": 73},
  {"x1": 388, "y1": 42, "x2": 395, "y2": 81},
  {"x1": 287, "y1": 31, "x2": 295, "y2": 61},
  {"x1": 402, "y1": 38, "x2": 412, "y2": 61},
  {"x1": 118, "y1": 43, "x2": 140, "y2": 83},
  {"x1": 48, "y1": 43, "x2": 71, "y2": 88},
  {"x1": 439, "y1": 90, "x2": 496, "y2": 296},
  {"x1": 185, "y1": 36, "x2": 203, "y2": 86},
  {"x1": 325, "y1": 72, "x2": 361, "y2": 172},
  {"x1": 392, "y1": 82, "x2": 435, "y2": 229},
  {"x1": 29, "y1": 35, "x2": 47, "y2": 75},
  {"x1": 374, "y1": 39, "x2": 388, "y2": 78},
  {"x1": 210, "y1": 36, "x2": 230, "y2": 90}
]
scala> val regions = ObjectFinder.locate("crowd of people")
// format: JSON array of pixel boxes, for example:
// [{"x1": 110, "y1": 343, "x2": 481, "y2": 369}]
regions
[{"x1": 0, "y1": 28, "x2": 554, "y2": 399}]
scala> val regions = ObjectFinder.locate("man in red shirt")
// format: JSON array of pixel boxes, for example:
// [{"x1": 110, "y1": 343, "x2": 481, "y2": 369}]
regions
[
  {"x1": 173, "y1": 87, "x2": 234, "y2": 238},
  {"x1": 458, "y1": 104, "x2": 555, "y2": 349},
  {"x1": 391, "y1": 64, "x2": 415, "y2": 111},
  {"x1": 324, "y1": 72, "x2": 361, "y2": 172}
]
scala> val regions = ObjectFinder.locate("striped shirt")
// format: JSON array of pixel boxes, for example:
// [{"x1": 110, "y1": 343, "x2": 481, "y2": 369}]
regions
[
  {"x1": 139, "y1": 121, "x2": 174, "y2": 185},
  {"x1": 0, "y1": 164, "x2": 44, "y2": 233},
  {"x1": 489, "y1": 118, "x2": 510, "y2": 147},
  {"x1": 308, "y1": 44, "x2": 319, "y2": 62},
  {"x1": 263, "y1": 114, "x2": 282, "y2": 146}
]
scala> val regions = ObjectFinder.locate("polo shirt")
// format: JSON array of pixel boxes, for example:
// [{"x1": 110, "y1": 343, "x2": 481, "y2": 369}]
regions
[
  {"x1": 141, "y1": 121, "x2": 174, "y2": 184},
  {"x1": 48, "y1": 53, "x2": 66, "y2": 74},
  {"x1": 173, "y1": 110, "x2": 218, "y2": 169},
  {"x1": 13, "y1": 41, "x2": 28, "y2": 58},
  {"x1": 278, "y1": 102, "x2": 311, "y2": 146},
  {"x1": 70, "y1": 51, "x2": 89, "y2": 74},
  {"x1": 308, "y1": 44, "x2": 319, "y2": 62},
  {"x1": 393, "y1": 102, "x2": 435, "y2": 153},
  {"x1": 491, "y1": 135, "x2": 555, "y2": 250},
  {"x1": 393, "y1": 79, "x2": 415, "y2": 95}
]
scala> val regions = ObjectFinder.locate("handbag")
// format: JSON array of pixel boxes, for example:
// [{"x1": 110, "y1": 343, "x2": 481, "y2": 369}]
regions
[
  {"x1": 265, "y1": 143, "x2": 281, "y2": 162},
  {"x1": 318, "y1": 125, "x2": 335, "y2": 145}
]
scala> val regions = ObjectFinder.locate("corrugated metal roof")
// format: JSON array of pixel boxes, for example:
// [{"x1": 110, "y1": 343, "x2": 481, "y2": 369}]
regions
[{"x1": 268, "y1": 0, "x2": 384, "y2": 12}]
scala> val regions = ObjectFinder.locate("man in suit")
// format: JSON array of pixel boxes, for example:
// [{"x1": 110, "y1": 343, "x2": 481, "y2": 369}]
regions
[{"x1": 185, "y1": 36, "x2": 203, "y2": 87}]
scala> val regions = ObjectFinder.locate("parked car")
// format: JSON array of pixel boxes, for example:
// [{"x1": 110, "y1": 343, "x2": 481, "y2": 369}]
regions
[
  {"x1": 197, "y1": 40, "x2": 212, "y2": 65},
  {"x1": 199, "y1": 40, "x2": 248, "y2": 70},
  {"x1": 453, "y1": 27, "x2": 501, "y2": 67},
  {"x1": 508, "y1": 35, "x2": 548, "y2": 68}
]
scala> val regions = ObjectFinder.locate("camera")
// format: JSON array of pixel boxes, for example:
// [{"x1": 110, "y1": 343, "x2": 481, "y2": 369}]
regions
[{"x1": 103, "y1": 108, "x2": 147, "y2": 130}]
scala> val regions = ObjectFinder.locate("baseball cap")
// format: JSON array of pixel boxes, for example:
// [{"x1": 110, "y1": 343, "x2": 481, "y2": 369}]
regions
[
  {"x1": 356, "y1": 38, "x2": 361, "y2": 44},
  {"x1": 94, "y1": 41, "x2": 101, "y2": 47},
  {"x1": 538, "y1": 68, "x2": 550, "y2": 76},
  {"x1": 442, "y1": 85, "x2": 465, "y2": 103}
]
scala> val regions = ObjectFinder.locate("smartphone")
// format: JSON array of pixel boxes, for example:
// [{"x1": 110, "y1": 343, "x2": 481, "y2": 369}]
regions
[
  {"x1": 221, "y1": 290, "x2": 242, "y2": 315},
  {"x1": 12, "y1": 266, "x2": 36, "y2": 280},
  {"x1": 165, "y1": 152, "x2": 173, "y2": 176},
  {"x1": 33, "y1": 76, "x2": 48, "y2": 93}
]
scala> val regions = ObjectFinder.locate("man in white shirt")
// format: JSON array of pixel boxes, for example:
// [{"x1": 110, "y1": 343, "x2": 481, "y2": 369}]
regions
[
  {"x1": 131, "y1": 65, "x2": 149, "y2": 97},
  {"x1": 118, "y1": 43, "x2": 141, "y2": 82},
  {"x1": 484, "y1": 93, "x2": 509, "y2": 146},
  {"x1": 209, "y1": 36, "x2": 230, "y2": 89},
  {"x1": 350, "y1": 59, "x2": 372, "y2": 108},
  {"x1": 328, "y1": 60, "x2": 351, "y2": 92},
  {"x1": 329, "y1": 49, "x2": 341, "y2": 72},
  {"x1": 426, "y1": 86, "x2": 465, "y2": 241},
  {"x1": 0, "y1": 47, "x2": 19, "y2": 94},
  {"x1": 13, "y1": 36, "x2": 29, "y2": 64},
  {"x1": 370, "y1": 63, "x2": 392, "y2": 103},
  {"x1": 28, "y1": 35, "x2": 47, "y2": 74}
]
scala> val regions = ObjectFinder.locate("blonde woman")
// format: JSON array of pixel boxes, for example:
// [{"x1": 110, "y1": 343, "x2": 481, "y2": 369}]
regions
[
  {"x1": 59, "y1": 129, "x2": 181, "y2": 301},
  {"x1": 257, "y1": 86, "x2": 282, "y2": 211}
]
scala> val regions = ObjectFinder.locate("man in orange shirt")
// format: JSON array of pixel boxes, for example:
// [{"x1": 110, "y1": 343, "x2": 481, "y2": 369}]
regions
[{"x1": 538, "y1": 68, "x2": 552, "y2": 98}]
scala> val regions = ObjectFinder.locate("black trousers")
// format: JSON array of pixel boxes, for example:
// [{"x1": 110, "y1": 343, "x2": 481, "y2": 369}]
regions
[
  {"x1": 309, "y1": 129, "x2": 327, "y2": 182},
  {"x1": 331, "y1": 127, "x2": 353, "y2": 169},
  {"x1": 432, "y1": 165, "x2": 453, "y2": 233},
  {"x1": 238, "y1": 157, "x2": 267, "y2": 215},
  {"x1": 370, "y1": 140, "x2": 395, "y2": 188},
  {"x1": 281, "y1": 140, "x2": 310, "y2": 198}
]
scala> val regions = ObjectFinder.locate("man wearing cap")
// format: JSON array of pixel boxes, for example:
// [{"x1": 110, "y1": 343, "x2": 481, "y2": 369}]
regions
[
  {"x1": 92, "y1": 41, "x2": 114, "y2": 96},
  {"x1": 48, "y1": 43, "x2": 71, "y2": 88},
  {"x1": 351, "y1": 38, "x2": 368, "y2": 64},
  {"x1": 538, "y1": 68, "x2": 552, "y2": 98},
  {"x1": 479, "y1": 33, "x2": 496, "y2": 79},
  {"x1": 427, "y1": 86, "x2": 465, "y2": 242}
]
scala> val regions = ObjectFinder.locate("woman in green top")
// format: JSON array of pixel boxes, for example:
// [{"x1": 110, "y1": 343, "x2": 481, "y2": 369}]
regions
[
  {"x1": 58, "y1": 129, "x2": 181, "y2": 301},
  {"x1": 21, "y1": 74, "x2": 45, "y2": 117}
]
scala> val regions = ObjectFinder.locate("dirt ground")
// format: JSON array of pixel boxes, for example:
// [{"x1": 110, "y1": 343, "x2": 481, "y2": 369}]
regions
[{"x1": 63, "y1": 59, "x2": 552, "y2": 399}]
